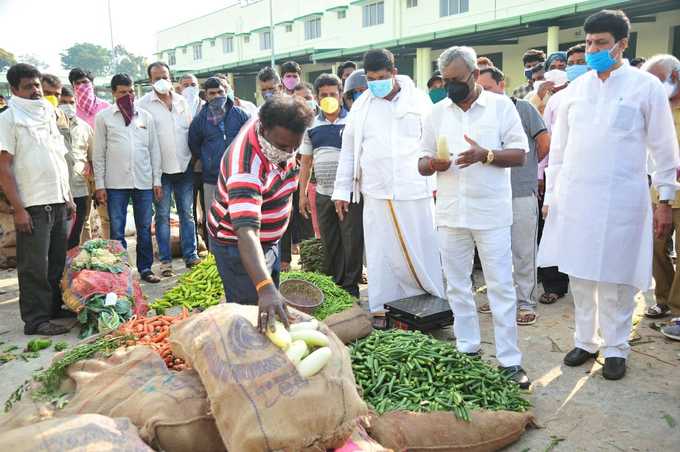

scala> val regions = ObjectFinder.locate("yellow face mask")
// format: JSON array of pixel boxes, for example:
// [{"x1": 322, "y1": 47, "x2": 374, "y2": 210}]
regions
[
  {"x1": 44, "y1": 95, "x2": 59, "y2": 108},
  {"x1": 319, "y1": 96, "x2": 340, "y2": 115}
]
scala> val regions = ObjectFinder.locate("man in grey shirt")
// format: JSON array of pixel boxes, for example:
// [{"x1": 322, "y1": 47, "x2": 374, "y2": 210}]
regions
[{"x1": 479, "y1": 67, "x2": 550, "y2": 325}]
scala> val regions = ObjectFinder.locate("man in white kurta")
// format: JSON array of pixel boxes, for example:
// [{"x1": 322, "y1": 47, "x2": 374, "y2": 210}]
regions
[
  {"x1": 538, "y1": 10, "x2": 679, "y2": 380},
  {"x1": 333, "y1": 49, "x2": 444, "y2": 312},
  {"x1": 419, "y1": 46, "x2": 531, "y2": 389}
]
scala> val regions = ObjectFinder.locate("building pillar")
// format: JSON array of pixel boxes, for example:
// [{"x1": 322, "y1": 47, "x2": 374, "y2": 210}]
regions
[
  {"x1": 415, "y1": 47, "x2": 432, "y2": 91},
  {"x1": 547, "y1": 25, "x2": 560, "y2": 55}
]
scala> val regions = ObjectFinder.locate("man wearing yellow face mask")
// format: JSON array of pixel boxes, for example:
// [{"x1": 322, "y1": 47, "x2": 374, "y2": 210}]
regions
[
  {"x1": 41, "y1": 74, "x2": 68, "y2": 129},
  {"x1": 299, "y1": 74, "x2": 364, "y2": 297}
]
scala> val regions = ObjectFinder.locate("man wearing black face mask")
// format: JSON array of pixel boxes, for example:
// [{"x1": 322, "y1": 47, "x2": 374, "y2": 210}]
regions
[{"x1": 419, "y1": 46, "x2": 531, "y2": 389}]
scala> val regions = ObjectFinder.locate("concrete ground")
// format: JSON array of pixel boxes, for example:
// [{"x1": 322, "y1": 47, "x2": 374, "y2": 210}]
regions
[{"x1": 0, "y1": 255, "x2": 678, "y2": 451}]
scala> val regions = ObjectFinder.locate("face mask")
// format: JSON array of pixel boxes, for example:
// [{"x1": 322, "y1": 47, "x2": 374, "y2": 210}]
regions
[
  {"x1": 319, "y1": 96, "x2": 339, "y2": 115},
  {"x1": 446, "y1": 72, "x2": 473, "y2": 104},
  {"x1": 585, "y1": 43, "x2": 619, "y2": 73},
  {"x1": 44, "y1": 95, "x2": 58, "y2": 108},
  {"x1": 227, "y1": 87, "x2": 235, "y2": 102},
  {"x1": 207, "y1": 96, "x2": 228, "y2": 126},
  {"x1": 263, "y1": 91, "x2": 275, "y2": 100},
  {"x1": 566, "y1": 64, "x2": 589, "y2": 82},
  {"x1": 664, "y1": 76, "x2": 679, "y2": 99},
  {"x1": 258, "y1": 126, "x2": 292, "y2": 165},
  {"x1": 305, "y1": 99, "x2": 317, "y2": 111},
  {"x1": 524, "y1": 68, "x2": 534, "y2": 80},
  {"x1": 282, "y1": 75, "x2": 299, "y2": 91},
  {"x1": 115, "y1": 93, "x2": 135, "y2": 126},
  {"x1": 153, "y1": 78, "x2": 172, "y2": 95},
  {"x1": 352, "y1": 91, "x2": 363, "y2": 101},
  {"x1": 367, "y1": 78, "x2": 393, "y2": 98},
  {"x1": 59, "y1": 104, "x2": 76, "y2": 119},
  {"x1": 182, "y1": 85, "x2": 198, "y2": 102},
  {"x1": 429, "y1": 87, "x2": 447, "y2": 104}
]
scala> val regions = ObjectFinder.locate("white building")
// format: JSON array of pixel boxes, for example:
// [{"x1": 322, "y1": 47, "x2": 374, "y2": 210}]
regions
[{"x1": 154, "y1": 0, "x2": 680, "y2": 102}]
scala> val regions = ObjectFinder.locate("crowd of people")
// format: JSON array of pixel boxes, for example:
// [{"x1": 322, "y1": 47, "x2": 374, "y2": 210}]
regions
[{"x1": 0, "y1": 8, "x2": 679, "y2": 389}]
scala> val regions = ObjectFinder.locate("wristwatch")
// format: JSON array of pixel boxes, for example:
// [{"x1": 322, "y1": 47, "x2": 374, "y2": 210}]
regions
[
  {"x1": 659, "y1": 199, "x2": 670, "y2": 205},
  {"x1": 484, "y1": 150, "x2": 495, "y2": 165}
]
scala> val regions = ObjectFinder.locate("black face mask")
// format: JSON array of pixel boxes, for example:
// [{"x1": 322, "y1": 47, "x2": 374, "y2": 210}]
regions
[{"x1": 446, "y1": 72, "x2": 473, "y2": 103}]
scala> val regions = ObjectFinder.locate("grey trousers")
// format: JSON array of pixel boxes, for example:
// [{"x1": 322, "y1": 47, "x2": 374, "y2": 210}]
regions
[{"x1": 511, "y1": 194, "x2": 538, "y2": 311}]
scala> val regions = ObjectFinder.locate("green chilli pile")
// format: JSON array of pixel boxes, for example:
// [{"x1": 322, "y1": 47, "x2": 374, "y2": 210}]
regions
[
  {"x1": 281, "y1": 271, "x2": 355, "y2": 320},
  {"x1": 350, "y1": 330, "x2": 531, "y2": 420},
  {"x1": 150, "y1": 254, "x2": 223, "y2": 313}
]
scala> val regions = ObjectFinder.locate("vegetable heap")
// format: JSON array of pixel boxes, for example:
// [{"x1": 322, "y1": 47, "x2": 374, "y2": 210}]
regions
[
  {"x1": 298, "y1": 238, "x2": 325, "y2": 273},
  {"x1": 71, "y1": 239, "x2": 126, "y2": 273},
  {"x1": 350, "y1": 330, "x2": 531, "y2": 420},
  {"x1": 5, "y1": 334, "x2": 130, "y2": 412},
  {"x1": 280, "y1": 271, "x2": 355, "y2": 320},
  {"x1": 265, "y1": 318, "x2": 332, "y2": 378},
  {"x1": 150, "y1": 254, "x2": 223, "y2": 313},
  {"x1": 77, "y1": 294, "x2": 133, "y2": 339},
  {"x1": 117, "y1": 309, "x2": 189, "y2": 371}
]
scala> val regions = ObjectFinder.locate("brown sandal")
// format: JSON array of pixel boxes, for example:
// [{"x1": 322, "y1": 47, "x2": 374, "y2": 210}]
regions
[
  {"x1": 517, "y1": 310, "x2": 537, "y2": 325},
  {"x1": 539, "y1": 292, "x2": 562, "y2": 304}
]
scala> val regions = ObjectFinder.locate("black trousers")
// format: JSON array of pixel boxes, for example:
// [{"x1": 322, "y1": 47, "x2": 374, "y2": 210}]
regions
[
  {"x1": 280, "y1": 189, "x2": 314, "y2": 264},
  {"x1": 316, "y1": 194, "x2": 364, "y2": 297},
  {"x1": 67, "y1": 196, "x2": 89, "y2": 250},
  {"x1": 17, "y1": 203, "x2": 68, "y2": 330},
  {"x1": 193, "y1": 171, "x2": 207, "y2": 250},
  {"x1": 537, "y1": 192, "x2": 569, "y2": 296}
]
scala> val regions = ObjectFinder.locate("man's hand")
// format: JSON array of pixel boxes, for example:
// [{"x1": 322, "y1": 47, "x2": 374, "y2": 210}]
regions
[
  {"x1": 537, "y1": 81, "x2": 556, "y2": 100},
  {"x1": 537, "y1": 179, "x2": 545, "y2": 200},
  {"x1": 654, "y1": 203, "x2": 673, "y2": 239},
  {"x1": 95, "y1": 189, "x2": 107, "y2": 205},
  {"x1": 66, "y1": 201, "x2": 76, "y2": 217},
  {"x1": 335, "y1": 200, "x2": 349, "y2": 221},
  {"x1": 455, "y1": 135, "x2": 487, "y2": 169},
  {"x1": 83, "y1": 162, "x2": 93, "y2": 179},
  {"x1": 153, "y1": 186, "x2": 163, "y2": 202},
  {"x1": 14, "y1": 208, "x2": 32, "y2": 234},
  {"x1": 257, "y1": 286, "x2": 291, "y2": 333},
  {"x1": 299, "y1": 193, "x2": 311, "y2": 219},
  {"x1": 431, "y1": 158, "x2": 452, "y2": 172},
  {"x1": 542, "y1": 205, "x2": 549, "y2": 219}
]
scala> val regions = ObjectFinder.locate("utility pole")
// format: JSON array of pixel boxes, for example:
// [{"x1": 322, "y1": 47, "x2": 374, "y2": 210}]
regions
[
  {"x1": 269, "y1": 0, "x2": 275, "y2": 69},
  {"x1": 108, "y1": 0, "x2": 116, "y2": 73}
]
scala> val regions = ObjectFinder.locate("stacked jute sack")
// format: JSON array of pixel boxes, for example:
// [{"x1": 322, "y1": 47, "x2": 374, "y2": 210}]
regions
[{"x1": 0, "y1": 192, "x2": 16, "y2": 269}]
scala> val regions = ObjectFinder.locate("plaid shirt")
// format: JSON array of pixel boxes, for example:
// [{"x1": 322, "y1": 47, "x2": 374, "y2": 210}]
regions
[{"x1": 512, "y1": 82, "x2": 533, "y2": 99}]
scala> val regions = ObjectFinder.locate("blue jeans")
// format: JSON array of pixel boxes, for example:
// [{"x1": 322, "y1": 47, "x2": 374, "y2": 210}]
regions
[
  {"x1": 210, "y1": 238, "x2": 280, "y2": 305},
  {"x1": 107, "y1": 189, "x2": 154, "y2": 274},
  {"x1": 154, "y1": 165, "x2": 198, "y2": 264}
]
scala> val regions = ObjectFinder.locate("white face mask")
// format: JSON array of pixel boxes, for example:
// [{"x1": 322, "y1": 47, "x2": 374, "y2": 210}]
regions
[
  {"x1": 59, "y1": 104, "x2": 77, "y2": 119},
  {"x1": 153, "y1": 78, "x2": 172, "y2": 95},
  {"x1": 664, "y1": 76, "x2": 679, "y2": 99}
]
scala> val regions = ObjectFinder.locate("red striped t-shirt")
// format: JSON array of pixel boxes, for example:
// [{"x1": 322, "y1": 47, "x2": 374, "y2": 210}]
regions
[{"x1": 207, "y1": 119, "x2": 299, "y2": 245}]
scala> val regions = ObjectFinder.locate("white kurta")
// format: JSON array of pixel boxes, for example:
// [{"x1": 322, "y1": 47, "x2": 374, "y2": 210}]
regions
[{"x1": 538, "y1": 63, "x2": 679, "y2": 290}]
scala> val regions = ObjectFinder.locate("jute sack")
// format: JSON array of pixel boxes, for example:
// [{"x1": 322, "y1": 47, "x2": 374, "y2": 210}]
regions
[
  {"x1": 0, "y1": 414, "x2": 154, "y2": 452},
  {"x1": 0, "y1": 394, "x2": 57, "y2": 433},
  {"x1": 60, "y1": 346, "x2": 225, "y2": 452},
  {"x1": 367, "y1": 410, "x2": 536, "y2": 452},
  {"x1": 334, "y1": 420, "x2": 392, "y2": 452},
  {"x1": 170, "y1": 303, "x2": 369, "y2": 452},
  {"x1": 323, "y1": 305, "x2": 373, "y2": 344}
]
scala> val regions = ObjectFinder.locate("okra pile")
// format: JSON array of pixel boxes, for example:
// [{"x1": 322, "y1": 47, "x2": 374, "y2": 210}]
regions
[{"x1": 350, "y1": 330, "x2": 531, "y2": 420}]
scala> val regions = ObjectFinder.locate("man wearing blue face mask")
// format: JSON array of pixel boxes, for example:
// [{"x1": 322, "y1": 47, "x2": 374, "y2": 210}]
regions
[
  {"x1": 512, "y1": 49, "x2": 546, "y2": 99},
  {"x1": 332, "y1": 48, "x2": 445, "y2": 312},
  {"x1": 538, "y1": 10, "x2": 680, "y2": 380}
]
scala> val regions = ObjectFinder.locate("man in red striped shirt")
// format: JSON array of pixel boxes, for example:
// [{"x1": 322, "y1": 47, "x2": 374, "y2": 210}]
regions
[{"x1": 208, "y1": 95, "x2": 315, "y2": 331}]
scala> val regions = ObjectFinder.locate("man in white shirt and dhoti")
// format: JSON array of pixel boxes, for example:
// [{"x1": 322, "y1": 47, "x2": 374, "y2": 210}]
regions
[
  {"x1": 419, "y1": 46, "x2": 531, "y2": 388},
  {"x1": 538, "y1": 10, "x2": 680, "y2": 380},
  {"x1": 332, "y1": 49, "x2": 445, "y2": 312}
]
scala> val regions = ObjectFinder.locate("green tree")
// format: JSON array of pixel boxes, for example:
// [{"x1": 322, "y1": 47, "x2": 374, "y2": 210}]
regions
[
  {"x1": 60, "y1": 43, "x2": 111, "y2": 76},
  {"x1": 0, "y1": 48, "x2": 16, "y2": 72},
  {"x1": 17, "y1": 54, "x2": 49, "y2": 70},
  {"x1": 113, "y1": 45, "x2": 148, "y2": 80}
]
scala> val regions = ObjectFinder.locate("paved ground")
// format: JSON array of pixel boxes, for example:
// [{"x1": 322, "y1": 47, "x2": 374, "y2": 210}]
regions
[{"x1": 0, "y1": 255, "x2": 678, "y2": 451}]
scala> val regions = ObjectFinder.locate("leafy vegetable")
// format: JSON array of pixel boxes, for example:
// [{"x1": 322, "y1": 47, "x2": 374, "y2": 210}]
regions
[
  {"x1": 77, "y1": 295, "x2": 133, "y2": 339},
  {"x1": 298, "y1": 238, "x2": 325, "y2": 273},
  {"x1": 26, "y1": 339, "x2": 52, "y2": 352},
  {"x1": 281, "y1": 271, "x2": 355, "y2": 320},
  {"x1": 53, "y1": 341, "x2": 69, "y2": 352}
]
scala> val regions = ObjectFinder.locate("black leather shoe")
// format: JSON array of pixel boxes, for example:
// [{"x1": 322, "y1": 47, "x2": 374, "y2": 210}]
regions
[
  {"x1": 564, "y1": 348, "x2": 598, "y2": 367},
  {"x1": 24, "y1": 321, "x2": 69, "y2": 336},
  {"x1": 603, "y1": 357, "x2": 626, "y2": 380},
  {"x1": 500, "y1": 365, "x2": 531, "y2": 390}
]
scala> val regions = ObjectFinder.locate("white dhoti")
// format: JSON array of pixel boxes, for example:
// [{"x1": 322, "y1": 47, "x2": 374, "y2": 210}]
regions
[
  {"x1": 438, "y1": 226, "x2": 522, "y2": 367},
  {"x1": 570, "y1": 276, "x2": 637, "y2": 359},
  {"x1": 362, "y1": 195, "x2": 444, "y2": 312}
]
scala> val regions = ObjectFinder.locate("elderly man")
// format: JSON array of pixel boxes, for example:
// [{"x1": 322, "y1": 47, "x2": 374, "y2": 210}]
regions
[
  {"x1": 642, "y1": 54, "x2": 680, "y2": 321},
  {"x1": 177, "y1": 73, "x2": 203, "y2": 117},
  {"x1": 333, "y1": 49, "x2": 445, "y2": 312},
  {"x1": 418, "y1": 47, "x2": 530, "y2": 388},
  {"x1": 538, "y1": 10, "x2": 680, "y2": 380},
  {"x1": 208, "y1": 96, "x2": 314, "y2": 330},
  {"x1": 0, "y1": 64, "x2": 74, "y2": 335},
  {"x1": 139, "y1": 62, "x2": 201, "y2": 276}
]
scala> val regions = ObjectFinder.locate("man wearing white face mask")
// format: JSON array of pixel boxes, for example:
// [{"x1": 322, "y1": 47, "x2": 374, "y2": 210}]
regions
[
  {"x1": 57, "y1": 85, "x2": 94, "y2": 250},
  {"x1": 139, "y1": 61, "x2": 200, "y2": 277},
  {"x1": 642, "y1": 54, "x2": 680, "y2": 321},
  {"x1": 178, "y1": 74, "x2": 203, "y2": 118}
]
